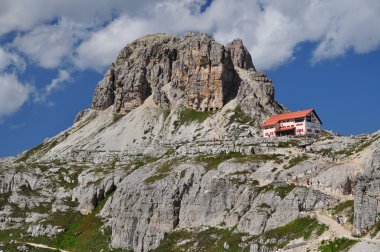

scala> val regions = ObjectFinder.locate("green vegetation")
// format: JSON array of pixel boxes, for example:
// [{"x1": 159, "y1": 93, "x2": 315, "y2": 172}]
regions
[
  {"x1": 17, "y1": 141, "x2": 56, "y2": 162},
  {"x1": 284, "y1": 155, "x2": 309, "y2": 169},
  {"x1": 355, "y1": 134, "x2": 380, "y2": 152},
  {"x1": 112, "y1": 113, "x2": 125, "y2": 124},
  {"x1": 334, "y1": 134, "x2": 380, "y2": 157},
  {"x1": 144, "y1": 157, "x2": 186, "y2": 184},
  {"x1": 0, "y1": 192, "x2": 130, "y2": 252},
  {"x1": 329, "y1": 200, "x2": 354, "y2": 217},
  {"x1": 229, "y1": 106, "x2": 255, "y2": 126},
  {"x1": 152, "y1": 227, "x2": 250, "y2": 252},
  {"x1": 178, "y1": 107, "x2": 215, "y2": 125},
  {"x1": 263, "y1": 217, "x2": 327, "y2": 248},
  {"x1": 274, "y1": 184, "x2": 296, "y2": 199},
  {"x1": 317, "y1": 148, "x2": 333, "y2": 155},
  {"x1": 17, "y1": 133, "x2": 71, "y2": 162},
  {"x1": 256, "y1": 184, "x2": 296, "y2": 199},
  {"x1": 319, "y1": 238, "x2": 357, "y2": 252},
  {"x1": 195, "y1": 152, "x2": 283, "y2": 171},
  {"x1": 0, "y1": 191, "x2": 11, "y2": 206},
  {"x1": 257, "y1": 203, "x2": 271, "y2": 209},
  {"x1": 132, "y1": 156, "x2": 160, "y2": 169},
  {"x1": 277, "y1": 140, "x2": 299, "y2": 148}
]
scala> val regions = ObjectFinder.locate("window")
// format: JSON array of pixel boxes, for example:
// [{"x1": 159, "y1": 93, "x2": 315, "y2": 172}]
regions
[
  {"x1": 306, "y1": 115, "x2": 312, "y2": 122},
  {"x1": 307, "y1": 129, "x2": 312, "y2": 132},
  {"x1": 295, "y1": 118, "x2": 304, "y2": 123},
  {"x1": 315, "y1": 130, "x2": 320, "y2": 133}
]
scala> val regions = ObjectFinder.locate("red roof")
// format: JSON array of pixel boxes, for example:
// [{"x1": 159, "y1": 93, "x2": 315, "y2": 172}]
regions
[{"x1": 262, "y1": 109, "x2": 314, "y2": 127}]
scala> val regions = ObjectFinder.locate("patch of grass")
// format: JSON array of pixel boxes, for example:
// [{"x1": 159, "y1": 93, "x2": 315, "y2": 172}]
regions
[
  {"x1": 277, "y1": 140, "x2": 299, "y2": 148},
  {"x1": 180, "y1": 170, "x2": 186, "y2": 178},
  {"x1": 18, "y1": 185, "x2": 39, "y2": 197},
  {"x1": 284, "y1": 155, "x2": 309, "y2": 169},
  {"x1": 263, "y1": 217, "x2": 327, "y2": 248},
  {"x1": 229, "y1": 170, "x2": 250, "y2": 176},
  {"x1": 133, "y1": 156, "x2": 160, "y2": 169},
  {"x1": 319, "y1": 238, "x2": 357, "y2": 252},
  {"x1": 0, "y1": 191, "x2": 11, "y2": 206},
  {"x1": 179, "y1": 107, "x2": 214, "y2": 125},
  {"x1": 144, "y1": 157, "x2": 186, "y2": 184},
  {"x1": 112, "y1": 113, "x2": 125, "y2": 124},
  {"x1": 32, "y1": 192, "x2": 129, "y2": 251},
  {"x1": 255, "y1": 184, "x2": 297, "y2": 199},
  {"x1": 257, "y1": 203, "x2": 271, "y2": 209},
  {"x1": 334, "y1": 134, "x2": 380, "y2": 157},
  {"x1": 355, "y1": 134, "x2": 380, "y2": 153},
  {"x1": 316, "y1": 148, "x2": 333, "y2": 155},
  {"x1": 152, "y1": 227, "x2": 250, "y2": 252},
  {"x1": 17, "y1": 142, "x2": 50, "y2": 162},
  {"x1": 195, "y1": 153, "x2": 283, "y2": 172},
  {"x1": 274, "y1": 184, "x2": 296, "y2": 199},
  {"x1": 195, "y1": 152, "x2": 243, "y2": 171},
  {"x1": 17, "y1": 135, "x2": 69, "y2": 162},
  {"x1": 0, "y1": 193, "x2": 129, "y2": 251},
  {"x1": 329, "y1": 200, "x2": 354, "y2": 216},
  {"x1": 229, "y1": 106, "x2": 255, "y2": 126}
]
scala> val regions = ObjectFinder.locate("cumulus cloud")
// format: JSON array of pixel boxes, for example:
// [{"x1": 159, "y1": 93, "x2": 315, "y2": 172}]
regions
[
  {"x1": 1, "y1": 0, "x2": 380, "y2": 88},
  {"x1": 3, "y1": 0, "x2": 380, "y2": 72},
  {"x1": 0, "y1": 73, "x2": 32, "y2": 118},
  {"x1": 0, "y1": 0, "x2": 158, "y2": 36},
  {"x1": 12, "y1": 18, "x2": 89, "y2": 68},
  {"x1": 70, "y1": 0, "x2": 380, "y2": 71}
]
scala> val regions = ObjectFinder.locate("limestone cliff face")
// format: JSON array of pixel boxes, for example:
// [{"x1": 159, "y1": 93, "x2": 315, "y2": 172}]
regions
[
  {"x1": 353, "y1": 140, "x2": 380, "y2": 234},
  {"x1": 5, "y1": 32, "x2": 380, "y2": 252},
  {"x1": 91, "y1": 32, "x2": 275, "y2": 114}
]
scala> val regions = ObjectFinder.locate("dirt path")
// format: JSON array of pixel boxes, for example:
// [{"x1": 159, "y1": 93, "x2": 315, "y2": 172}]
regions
[
  {"x1": 313, "y1": 211, "x2": 380, "y2": 244},
  {"x1": 14, "y1": 241, "x2": 69, "y2": 252},
  {"x1": 314, "y1": 211, "x2": 353, "y2": 239}
]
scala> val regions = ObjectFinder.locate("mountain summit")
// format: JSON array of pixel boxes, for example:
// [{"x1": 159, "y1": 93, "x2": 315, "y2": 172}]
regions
[
  {"x1": 1, "y1": 33, "x2": 379, "y2": 252},
  {"x1": 18, "y1": 32, "x2": 284, "y2": 163}
]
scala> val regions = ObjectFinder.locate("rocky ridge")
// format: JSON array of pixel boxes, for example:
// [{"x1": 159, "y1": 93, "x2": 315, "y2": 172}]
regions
[{"x1": 0, "y1": 33, "x2": 379, "y2": 252}]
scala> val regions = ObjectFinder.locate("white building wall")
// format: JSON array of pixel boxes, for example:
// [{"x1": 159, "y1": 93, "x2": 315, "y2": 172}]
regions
[
  {"x1": 263, "y1": 127, "x2": 276, "y2": 138},
  {"x1": 262, "y1": 111, "x2": 322, "y2": 138}
]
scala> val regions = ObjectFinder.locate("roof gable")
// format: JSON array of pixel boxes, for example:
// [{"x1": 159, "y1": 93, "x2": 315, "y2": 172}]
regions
[{"x1": 262, "y1": 109, "x2": 321, "y2": 127}]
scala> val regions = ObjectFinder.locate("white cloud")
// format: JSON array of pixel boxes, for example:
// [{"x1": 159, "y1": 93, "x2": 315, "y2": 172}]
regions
[
  {"x1": 0, "y1": 0, "x2": 158, "y2": 36},
  {"x1": 70, "y1": 0, "x2": 380, "y2": 71},
  {"x1": 12, "y1": 18, "x2": 89, "y2": 69},
  {"x1": 34, "y1": 69, "x2": 71, "y2": 103},
  {"x1": 1, "y1": 0, "x2": 380, "y2": 73},
  {"x1": 0, "y1": 73, "x2": 32, "y2": 118},
  {"x1": 0, "y1": 47, "x2": 25, "y2": 71},
  {"x1": 73, "y1": 16, "x2": 149, "y2": 70}
]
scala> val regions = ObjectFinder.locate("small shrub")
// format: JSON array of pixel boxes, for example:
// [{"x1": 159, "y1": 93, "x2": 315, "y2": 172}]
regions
[
  {"x1": 179, "y1": 107, "x2": 214, "y2": 125},
  {"x1": 263, "y1": 217, "x2": 327, "y2": 248},
  {"x1": 274, "y1": 184, "x2": 296, "y2": 199},
  {"x1": 112, "y1": 113, "x2": 124, "y2": 124},
  {"x1": 284, "y1": 155, "x2": 309, "y2": 169},
  {"x1": 229, "y1": 106, "x2": 255, "y2": 126},
  {"x1": 319, "y1": 238, "x2": 357, "y2": 252}
]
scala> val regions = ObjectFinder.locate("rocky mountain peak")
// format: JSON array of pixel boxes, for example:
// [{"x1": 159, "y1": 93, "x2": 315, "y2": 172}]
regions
[
  {"x1": 226, "y1": 38, "x2": 256, "y2": 70},
  {"x1": 91, "y1": 32, "x2": 258, "y2": 114}
]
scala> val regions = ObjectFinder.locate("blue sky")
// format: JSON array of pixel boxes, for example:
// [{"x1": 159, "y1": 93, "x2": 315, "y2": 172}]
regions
[{"x1": 0, "y1": 0, "x2": 380, "y2": 158}]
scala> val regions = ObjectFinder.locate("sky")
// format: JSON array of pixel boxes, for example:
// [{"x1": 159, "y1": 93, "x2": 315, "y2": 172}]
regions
[{"x1": 0, "y1": 0, "x2": 380, "y2": 158}]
